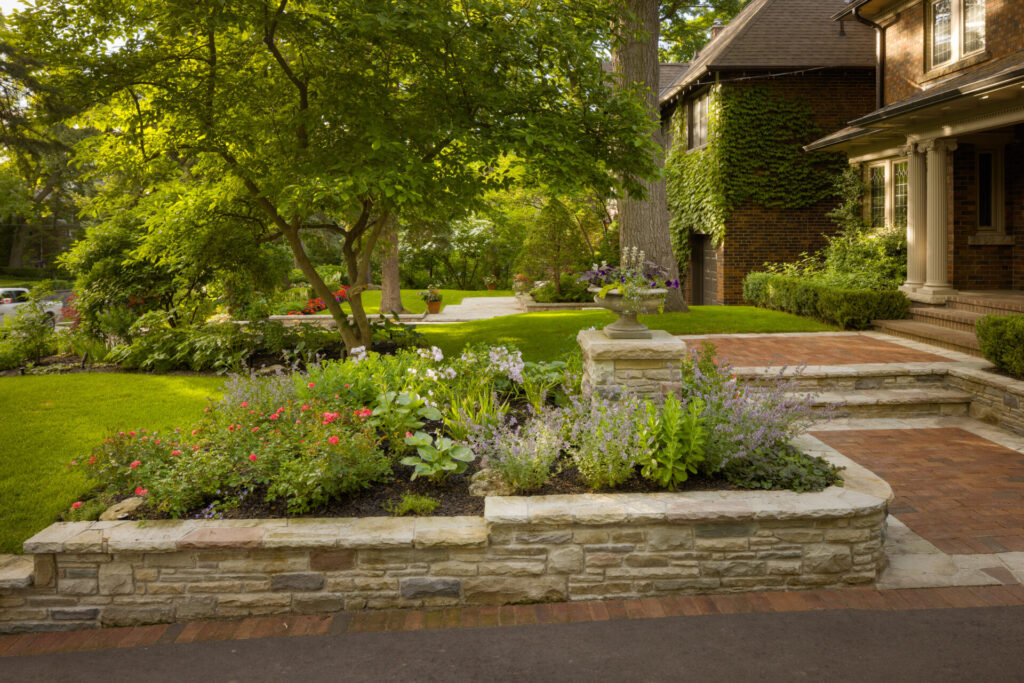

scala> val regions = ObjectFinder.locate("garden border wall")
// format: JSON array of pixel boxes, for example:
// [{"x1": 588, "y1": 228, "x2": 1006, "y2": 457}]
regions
[
  {"x1": 514, "y1": 293, "x2": 599, "y2": 312},
  {"x1": 1, "y1": 451, "x2": 890, "y2": 634}
]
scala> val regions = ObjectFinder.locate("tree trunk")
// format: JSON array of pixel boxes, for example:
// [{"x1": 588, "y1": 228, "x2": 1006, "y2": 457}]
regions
[
  {"x1": 8, "y1": 217, "x2": 26, "y2": 268},
  {"x1": 379, "y1": 219, "x2": 406, "y2": 314},
  {"x1": 612, "y1": 0, "x2": 688, "y2": 312}
]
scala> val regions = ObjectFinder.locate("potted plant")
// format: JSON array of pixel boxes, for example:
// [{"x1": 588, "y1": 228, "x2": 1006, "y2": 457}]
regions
[
  {"x1": 578, "y1": 247, "x2": 680, "y2": 339},
  {"x1": 512, "y1": 273, "x2": 532, "y2": 294},
  {"x1": 419, "y1": 285, "x2": 443, "y2": 314},
  {"x1": 483, "y1": 275, "x2": 498, "y2": 290}
]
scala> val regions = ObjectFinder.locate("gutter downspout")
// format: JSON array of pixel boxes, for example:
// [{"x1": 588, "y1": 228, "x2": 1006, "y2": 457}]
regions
[{"x1": 851, "y1": 6, "x2": 885, "y2": 109}]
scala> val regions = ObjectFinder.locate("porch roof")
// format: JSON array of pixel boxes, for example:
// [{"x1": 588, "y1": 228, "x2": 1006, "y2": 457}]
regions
[{"x1": 806, "y1": 51, "x2": 1024, "y2": 154}]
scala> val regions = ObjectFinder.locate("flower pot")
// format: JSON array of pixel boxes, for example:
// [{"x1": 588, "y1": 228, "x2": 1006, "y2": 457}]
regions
[
  {"x1": 426, "y1": 300, "x2": 442, "y2": 314},
  {"x1": 486, "y1": 284, "x2": 496, "y2": 290},
  {"x1": 588, "y1": 286, "x2": 667, "y2": 339}
]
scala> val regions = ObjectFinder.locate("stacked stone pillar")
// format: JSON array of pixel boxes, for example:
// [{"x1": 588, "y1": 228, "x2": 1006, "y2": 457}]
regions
[{"x1": 577, "y1": 329, "x2": 688, "y2": 399}]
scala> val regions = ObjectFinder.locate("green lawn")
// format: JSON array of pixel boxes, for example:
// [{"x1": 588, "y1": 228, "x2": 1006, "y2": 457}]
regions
[
  {"x1": 0, "y1": 374, "x2": 224, "y2": 553},
  {"x1": 0, "y1": 276, "x2": 43, "y2": 288},
  {"x1": 422, "y1": 306, "x2": 834, "y2": 361},
  {"x1": 317, "y1": 288, "x2": 514, "y2": 315}
]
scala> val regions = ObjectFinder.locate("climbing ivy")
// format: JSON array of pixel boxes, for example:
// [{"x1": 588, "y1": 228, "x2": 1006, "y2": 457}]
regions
[{"x1": 665, "y1": 84, "x2": 847, "y2": 265}]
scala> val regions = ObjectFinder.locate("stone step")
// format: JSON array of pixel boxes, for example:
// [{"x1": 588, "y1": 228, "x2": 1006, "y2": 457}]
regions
[
  {"x1": 738, "y1": 367, "x2": 948, "y2": 392},
  {"x1": 796, "y1": 387, "x2": 973, "y2": 418},
  {"x1": 908, "y1": 306, "x2": 983, "y2": 334},
  {"x1": 872, "y1": 319, "x2": 982, "y2": 358},
  {"x1": 947, "y1": 295, "x2": 1024, "y2": 317},
  {"x1": 0, "y1": 554, "x2": 33, "y2": 590}
]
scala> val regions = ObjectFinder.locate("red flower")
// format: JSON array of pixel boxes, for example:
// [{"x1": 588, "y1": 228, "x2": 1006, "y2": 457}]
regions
[
  {"x1": 71, "y1": 501, "x2": 82, "y2": 510},
  {"x1": 307, "y1": 382, "x2": 316, "y2": 389},
  {"x1": 353, "y1": 407, "x2": 372, "y2": 418},
  {"x1": 269, "y1": 413, "x2": 279, "y2": 421},
  {"x1": 129, "y1": 460, "x2": 141, "y2": 469},
  {"x1": 251, "y1": 426, "x2": 259, "y2": 433},
  {"x1": 328, "y1": 436, "x2": 340, "y2": 445},
  {"x1": 241, "y1": 401, "x2": 249, "y2": 408},
  {"x1": 405, "y1": 431, "x2": 413, "y2": 438},
  {"x1": 88, "y1": 456, "x2": 97, "y2": 465},
  {"x1": 249, "y1": 453, "x2": 258, "y2": 462},
  {"x1": 171, "y1": 450, "x2": 182, "y2": 456},
  {"x1": 135, "y1": 487, "x2": 148, "y2": 496}
]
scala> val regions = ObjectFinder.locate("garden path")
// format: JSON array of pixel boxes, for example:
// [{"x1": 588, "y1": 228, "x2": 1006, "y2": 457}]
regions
[{"x1": 418, "y1": 296, "x2": 523, "y2": 323}]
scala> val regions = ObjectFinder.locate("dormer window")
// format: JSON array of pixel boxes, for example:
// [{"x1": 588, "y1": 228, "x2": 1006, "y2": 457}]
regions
[{"x1": 929, "y1": 0, "x2": 985, "y2": 70}]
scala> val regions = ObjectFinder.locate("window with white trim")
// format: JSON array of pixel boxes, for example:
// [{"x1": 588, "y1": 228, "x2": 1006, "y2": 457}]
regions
[
  {"x1": 687, "y1": 90, "x2": 710, "y2": 150},
  {"x1": 893, "y1": 161, "x2": 908, "y2": 228},
  {"x1": 864, "y1": 158, "x2": 909, "y2": 228},
  {"x1": 869, "y1": 165, "x2": 886, "y2": 228},
  {"x1": 929, "y1": 0, "x2": 986, "y2": 70}
]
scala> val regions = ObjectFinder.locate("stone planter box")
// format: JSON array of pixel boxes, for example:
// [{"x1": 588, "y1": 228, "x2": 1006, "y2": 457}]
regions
[
  {"x1": 267, "y1": 312, "x2": 427, "y2": 327},
  {"x1": 1, "y1": 447, "x2": 890, "y2": 633},
  {"x1": 515, "y1": 293, "x2": 599, "y2": 312}
]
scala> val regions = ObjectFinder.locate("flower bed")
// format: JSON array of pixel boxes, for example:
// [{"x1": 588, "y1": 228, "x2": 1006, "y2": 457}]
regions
[{"x1": 64, "y1": 342, "x2": 841, "y2": 525}]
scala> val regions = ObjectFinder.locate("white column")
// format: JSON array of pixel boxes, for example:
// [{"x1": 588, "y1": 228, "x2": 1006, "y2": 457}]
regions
[
  {"x1": 899, "y1": 142, "x2": 927, "y2": 293},
  {"x1": 916, "y1": 138, "x2": 957, "y2": 303}
]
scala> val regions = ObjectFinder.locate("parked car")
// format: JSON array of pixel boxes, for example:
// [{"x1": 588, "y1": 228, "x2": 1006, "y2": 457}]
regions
[{"x1": 0, "y1": 288, "x2": 63, "y2": 328}]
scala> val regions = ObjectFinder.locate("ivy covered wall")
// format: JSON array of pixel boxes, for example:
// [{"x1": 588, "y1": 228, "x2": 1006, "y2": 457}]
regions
[{"x1": 664, "y1": 81, "x2": 850, "y2": 265}]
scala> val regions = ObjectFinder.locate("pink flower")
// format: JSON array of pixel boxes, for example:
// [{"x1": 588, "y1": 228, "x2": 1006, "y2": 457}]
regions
[
  {"x1": 405, "y1": 431, "x2": 413, "y2": 438},
  {"x1": 328, "y1": 436, "x2": 340, "y2": 445},
  {"x1": 269, "y1": 414, "x2": 279, "y2": 421},
  {"x1": 249, "y1": 453, "x2": 258, "y2": 462},
  {"x1": 70, "y1": 460, "x2": 77, "y2": 466},
  {"x1": 129, "y1": 460, "x2": 141, "y2": 469},
  {"x1": 344, "y1": 384, "x2": 350, "y2": 389},
  {"x1": 354, "y1": 408, "x2": 372, "y2": 418},
  {"x1": 301, "y1": 404, "x2": 310, "y2": 412},
  {"x1": 241, "y1": 401, "x2": 249, "y2": 408},
  {"x1": 204, "y1": 406, "x2": 211, "y2": 413},
  {"x1": 228, "y1": 425, "x2": 235, "y2": 432},
  {"x1": 251, "y1": 426, "x2": 259, "y2": 433},
  {"x1": 154, "y1": 440, "x2": 161, "y2": 445},
  {"x1": 128, "y1": 431, "x2": 136, "y2": 437},
  {"x1": 135, "y1": 487, "x2": 148, "y2": 496},
  {"x1": 71, "y1": 501, "x2": 82, "y2": 510},
  {"x1": 193, "y1": 445, "x2": 200, "y2": 451},
  {"x1": 88, "y1": 456, "x2": 97, "y2": 465},
  {"x1": 307, "y1": 382, "x2": 316, "y2": 389},
  {"x1": 321, "y1": 412, "x2": 338, "y2": 425},
  {"x1": 171, "y1": 450, "x2": 182, "y2": 456},
  {"x1": 191, "y1": 429, "x2": 199, "y2": 436}
]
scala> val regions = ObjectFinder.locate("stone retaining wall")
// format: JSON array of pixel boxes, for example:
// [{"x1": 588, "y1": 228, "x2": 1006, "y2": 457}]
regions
[
  {"x1": 514, "y1": 293, "x2": 597, "y2": 312},
  {"x1": 948, "y1": 367, "x2": 1024, "y2": 436},
  {"x1": 2, "y1": 457, "x2": 890, "y2": 633}
]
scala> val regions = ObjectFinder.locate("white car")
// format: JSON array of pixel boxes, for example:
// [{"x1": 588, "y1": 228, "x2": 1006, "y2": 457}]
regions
[{"x1": 0, "y1": 288, "x2": 64, "y2": 328}]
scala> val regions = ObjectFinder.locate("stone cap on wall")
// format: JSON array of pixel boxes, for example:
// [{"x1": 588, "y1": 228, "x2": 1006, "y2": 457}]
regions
[{"x1": 577, "y1": 329, "x2": 688, "y2": 360}]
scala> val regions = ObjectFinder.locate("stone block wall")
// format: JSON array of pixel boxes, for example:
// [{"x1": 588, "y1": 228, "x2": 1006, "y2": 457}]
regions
[
  {"x1": 577, "y1": 330, "x2": 687, "y2": 399},
  {"x1": 948, "y1": 366, "x2": 1024, "y2": 436},
  {"x1": 2, "y1": 477, "x2": 890, "y2": 633}
]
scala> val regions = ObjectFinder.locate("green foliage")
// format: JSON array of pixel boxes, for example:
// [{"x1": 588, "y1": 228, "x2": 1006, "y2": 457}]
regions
[
  {"x1": 370, "y1": 391, "x2": 444, "y2": 452},
  {"x1": 0, "y1": 283, "x2": 58, "y2": 363},
  {"x1": 442, "y1": 389, "x2": 509, "y2": 442},
  {"x1": 665, "y1": 85, "x2": 847, "y2": 266},
  {"x1": 743, "y1": 273, "x2": 909, "y2": 329},
  {"x1": 521, "y1": 360, "x2": 568, "y2": 413},
  {"x1": 483, "y1": 411, "x2": 564, "y2": 492},
  {"x1": 723, "y1": 444, "x2": 843, "y2": 492},
  {"x1": 401, "y1": 431, "x2": 476, "y2": 482},
  {"x1": 517, "y1": 198, "x2": 595, "y2": 290},
  {"x1": 384, "y1": 493, "x2": 440, "y2": 517},
  {"x1": 660, "y1": 1, "x2": 753, "y2": 62},
  {"x1": 529, "y1": 274, "x2": 591, "y2": 303},
  {"x1": 976, "y1": 314, "x2": 1024, "y2": 379},
  {"x1": 64, "y1": 498, "x2": 106, "y2": 522},
  {"x1": 639, "y1": 395, "x2": 706, "y2": 490}
]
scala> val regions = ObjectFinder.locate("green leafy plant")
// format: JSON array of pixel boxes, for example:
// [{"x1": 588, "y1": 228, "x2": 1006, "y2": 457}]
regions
[
  {"x1": 639, "y1": 394, "x2": 706, "y2": 490},
  {"x1": 401, "y1": 431, "x2": 475, "y2": 482},
  {"x1": 478, "y1": 410, "x2": 563, "y2": 492},
  {"x1": 521, "y1": 360, "x2": 567, "y2": 413},
  {"x1": 417, "y1": 286, "x2": 443, "y2": 303},
  {"x1": 370, "y1": 391, "x2": 443, "y2": 450},
  {"x1": 442, "y1": 388, "x2": 509, "y2": 441},
  {"x1": 723, "y1": 444, "x2": 843, "y2": 492},
  {"x1": 976, "y1": 314, "x2": 1024, "y2": 378},
  {"x1": 742, "y1": 273, "x2": 909, "y2": 329},
  {"x1": 384, "y1": 493, "x2": 440, "y2": 517},
  {"x1": 0, "y1": 283, "x2": 59, "y2": 363}
]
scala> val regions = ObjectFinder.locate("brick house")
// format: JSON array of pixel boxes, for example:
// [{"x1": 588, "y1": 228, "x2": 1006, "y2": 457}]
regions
[
  {"x1": 808, "y1": 0, "x2": 1024, "y2": 303},
  {"x1": 659, "y1": 0, "x2": 877, "y2": 305}
]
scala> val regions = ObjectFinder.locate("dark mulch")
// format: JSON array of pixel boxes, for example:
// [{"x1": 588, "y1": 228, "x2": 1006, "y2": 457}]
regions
[{"x1": 124, "y1": 458, "x2": 737, "y2": 523}]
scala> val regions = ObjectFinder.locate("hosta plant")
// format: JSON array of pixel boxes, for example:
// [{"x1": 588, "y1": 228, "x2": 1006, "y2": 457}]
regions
[{"x1": 401, "y1": 431, "x2": 475, "y2": 482}]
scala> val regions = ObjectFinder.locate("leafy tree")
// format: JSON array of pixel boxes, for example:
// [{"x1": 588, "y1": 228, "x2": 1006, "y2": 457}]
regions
[
  {"x1": 660, "y1": 1, "x2": 752, "y2": 62},
  {"x1": 14, "y1": 0, "x2": 658, "y2": 352},
  {"x1": 516, "y1": 198, "x2": 594, "y2": 295}
]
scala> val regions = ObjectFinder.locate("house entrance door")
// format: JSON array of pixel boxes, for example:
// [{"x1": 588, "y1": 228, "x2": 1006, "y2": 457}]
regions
[{"x1": 691, "y1": 234, "x2": 719, "y2": 305}]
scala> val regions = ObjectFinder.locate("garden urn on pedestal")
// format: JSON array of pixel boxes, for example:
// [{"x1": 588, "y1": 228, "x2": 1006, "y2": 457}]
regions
[{"x1": 588, "y1": 286, "x2": 667, "y2": 339}]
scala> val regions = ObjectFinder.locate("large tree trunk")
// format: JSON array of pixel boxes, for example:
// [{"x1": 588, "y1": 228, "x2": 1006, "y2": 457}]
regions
[
  {"x1": 8, "y1": 217, "x2": 26, "y2": 268},
  {"x1": 612, "y1": 0, "x2": 688, "y2": 312},
  {"x1": 379, "y1": 219, "x2": 406, "y2": 314}
]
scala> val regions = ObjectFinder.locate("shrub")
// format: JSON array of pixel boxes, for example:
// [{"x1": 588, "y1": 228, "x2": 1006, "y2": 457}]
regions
[
  {"x1": 0, "y1": 283, "x2": 59, "y2": 363},
  {"x1": 563, "y1": 394, "x2": 647, "y2": 489},
  {"x1": 743, "y1": 272, "x2": 908, "y2": 329},
  {"x1": 723, "y1": 444, "x2": 843, "y2": 492},
  {"x1": 529, "y1": 274, "x2": 591, "y2": 303},
  {"x1": 401, "y1": 431, "x2": 476, "y2": 482},
  {"x1": 638, "y1": 394, "x2": 706, "y2": 490},
  {"x1": 477, "y1": 409, "x2": 564, "y2": 492},
  {"x1": 976, "y1": 314, "x2": 1024, "y2": 378},
  {"x1": 384, "y1": 493, "x2": 440, "y2": 516}
]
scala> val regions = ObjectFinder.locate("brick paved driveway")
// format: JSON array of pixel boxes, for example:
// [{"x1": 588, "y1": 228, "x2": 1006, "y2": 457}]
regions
[
  {"x1": 812, "y1": 428, "x2": 1024, "y2": 554},
  {"x1": 681, "y1": 334, "x2": 951, "y2": 367}
]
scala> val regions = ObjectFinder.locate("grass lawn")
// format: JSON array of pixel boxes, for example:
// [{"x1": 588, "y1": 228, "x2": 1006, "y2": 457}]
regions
[
  {"x1": 315, "y1": 288, "x2": 514, "y2": 315},
  {"x1": 0, "y1": 275, "x2": 44, "y2": 288},
  {"x1": 422, "y1": 306, "x2": 834, "y2": 361},
  {"x1": 0, "y1": 374, "x2": 224, "y2": 553}
]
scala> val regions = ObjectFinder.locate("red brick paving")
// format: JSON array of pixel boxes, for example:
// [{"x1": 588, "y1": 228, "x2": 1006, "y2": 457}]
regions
[
  {"x1": 811, "y1": 428, "x2": 1024, "y2": 554},
  {"x1": 4, "y1": 586, "x2": 1024, "y2": 658},
  {"x1": 680, "y1": 334, "x2": 951, "y2": 367}
]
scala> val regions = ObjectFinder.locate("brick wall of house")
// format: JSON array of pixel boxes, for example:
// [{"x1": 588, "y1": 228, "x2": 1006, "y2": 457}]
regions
[
  {"x1": 679, "y1": 70, "x2": 876, "y2": 305},
  {"x1": 884, "y1": 0, "x2": 1024, "y2": 106}
]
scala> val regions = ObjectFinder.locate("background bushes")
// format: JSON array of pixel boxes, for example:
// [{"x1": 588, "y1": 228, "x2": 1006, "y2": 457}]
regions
[
  {"x1": 743, "y1": 272, "x2": 909, "y2": 329},
  {"x1": 977, "y1": 314, "x2": 1024, "y2": 378}
]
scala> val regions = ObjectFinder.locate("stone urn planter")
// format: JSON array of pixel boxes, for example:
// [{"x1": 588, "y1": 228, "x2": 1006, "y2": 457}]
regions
[
  {"x1": 426, "y1": 300, "x2": 442, "y2": 314},
  {"x1": 588, "y1": 286, "x2": 667, "y2": 339}
]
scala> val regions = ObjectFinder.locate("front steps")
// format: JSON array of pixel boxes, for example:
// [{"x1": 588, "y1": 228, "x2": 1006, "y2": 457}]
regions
[{"x1": 874, "y1": 293, "x2": 1024, "y2": 357}]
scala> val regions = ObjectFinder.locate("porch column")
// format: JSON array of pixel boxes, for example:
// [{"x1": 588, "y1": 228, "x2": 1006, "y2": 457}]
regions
[
  {"x1": 917, "y1": 138, "x2": 957, "y2": 303},
  {"x1": 899, "y1": 142, "x2": 927, "y2": 293}
]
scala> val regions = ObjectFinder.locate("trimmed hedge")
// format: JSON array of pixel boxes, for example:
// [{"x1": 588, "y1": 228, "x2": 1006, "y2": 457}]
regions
[
  {"x1": 976, "y1": 314, "x2": 1024, "y2": 378},
  {"x1": 743, "y1": 272, "x2": 909, "y2": 330}
]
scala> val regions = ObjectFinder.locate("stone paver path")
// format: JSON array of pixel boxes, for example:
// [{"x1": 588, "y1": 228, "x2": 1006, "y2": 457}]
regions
[
  {"x1": 812, "y1": 427, "x2": 1024, "y2": 555},
  {"x1": 418, "y1": 297, "x2": 522, "y2": 323},
  {"x1": 680, "y1": 332, "x2": 952, "y2": 366}
]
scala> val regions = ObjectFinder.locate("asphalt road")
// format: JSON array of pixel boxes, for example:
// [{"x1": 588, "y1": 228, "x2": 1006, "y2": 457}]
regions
[{"x1": 3, "y1": 606, "x2": 1023, "y2": 682}]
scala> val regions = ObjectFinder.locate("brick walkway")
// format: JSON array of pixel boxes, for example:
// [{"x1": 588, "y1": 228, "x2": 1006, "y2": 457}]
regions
[
  {"x1": 812, "y1": 428, "x2": 1024, "y2": 554},
  {"x1": 681, "y1": 334, "x2": 951, "y2": 367},
  {"x1": 2, "y1": 585, "x2": 1024, "y2": 659}
]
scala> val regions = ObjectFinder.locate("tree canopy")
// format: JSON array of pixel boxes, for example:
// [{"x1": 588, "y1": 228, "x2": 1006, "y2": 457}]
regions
[{"x1": 11, "y1": 0, "x2": 659, "y2": 350}]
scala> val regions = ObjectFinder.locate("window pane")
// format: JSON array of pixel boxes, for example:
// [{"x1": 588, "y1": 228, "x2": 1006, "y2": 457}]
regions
[
  {"x1": 964, "y1": 0, "x2": 985, "y2": 53},
  {"x1": 893, "y1": 162, "x2": 908, "y2": 228},
  {"x1": 932, "y1": 0, "x2": 952, "y2": 64},
  {"x1": 978, "y1": 152, "x2": 993, "y2": 228},
  {"x1": 870, "y1": 166, "x2": 886, "y2": 228}
]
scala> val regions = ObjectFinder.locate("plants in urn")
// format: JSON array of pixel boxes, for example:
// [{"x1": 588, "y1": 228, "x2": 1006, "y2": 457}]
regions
[{"x1": 579, "y1": 247, "x2": 680, "y2": 339}]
